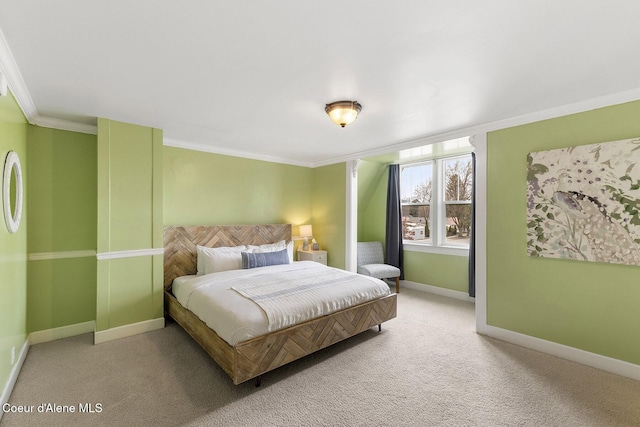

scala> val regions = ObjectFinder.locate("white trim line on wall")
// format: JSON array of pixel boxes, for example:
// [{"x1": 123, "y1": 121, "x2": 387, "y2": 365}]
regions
[
  {"x1": 473, "y1": 133, "x2": 488, "y2": 333},
  {"x1": 401, "y1": 280, "x2": 476, "y2": 303},
  {"x1": 94, "y1": 318, "x2": 165, "y2": 344},
  {"x1": 0, "y1": 339, "x2": 28, "y2": 420},
  {"x1": 96, "y1": 248, "x2": 164, "y2": 261},
  {"x1": 28, "y1": 250, "x2": 96, "y2": 261},
  {"x1": 345, "y1": 159, "x2": 358, "y2": 272},
  {"x1": 481, "y1": 324, "x2": 640, "y2": 382},
  {"x1": 29, "y1": 321, "x2": 96, "y2": 345}
]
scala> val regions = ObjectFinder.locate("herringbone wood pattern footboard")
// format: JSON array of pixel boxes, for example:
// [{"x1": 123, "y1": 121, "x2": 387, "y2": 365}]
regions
[
  {"x1": 166, "y1": 290, "x2": 397, "y2": 384},
  {"x1": 234, "y1": 294, "x2": 397, "y2": 383}
]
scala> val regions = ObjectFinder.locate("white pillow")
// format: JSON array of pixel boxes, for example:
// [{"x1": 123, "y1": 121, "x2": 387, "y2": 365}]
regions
[
  {"x1": 196, "y1": 245, "x2": 246, "y2": 275},
  {"x1": 246, "y1": 240, "x2": 286, "y2": 252},
  {"x1": 246, "y1": 240, "x2": 294, "y2": 262},
  {"x1": 203, "y1": 250, "x2": 244, "y2": 274},
  {"x1": 286, "y1": 241, "x2": 293, "y2": 262}
]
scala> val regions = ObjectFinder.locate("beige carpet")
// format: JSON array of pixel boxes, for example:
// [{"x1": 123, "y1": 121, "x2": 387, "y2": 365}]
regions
[{"x1": 2, "y1": 288, "x2": 639, "y2": 427}]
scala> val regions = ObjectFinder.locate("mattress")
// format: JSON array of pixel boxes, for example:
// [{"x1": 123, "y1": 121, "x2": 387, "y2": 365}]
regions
[{"x1": 172, "y1": 261, "x2": 391, "y2": 346}]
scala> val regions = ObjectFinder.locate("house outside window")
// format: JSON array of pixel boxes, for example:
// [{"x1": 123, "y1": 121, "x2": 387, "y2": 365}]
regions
[{"x1": 401, "y1": 151, "x2": 473, "y2": 253}]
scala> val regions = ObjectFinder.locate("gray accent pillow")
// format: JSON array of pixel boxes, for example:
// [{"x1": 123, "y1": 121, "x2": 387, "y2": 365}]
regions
[{"x1": 241, "y1": 248, "x2": 290, "y2": 269}]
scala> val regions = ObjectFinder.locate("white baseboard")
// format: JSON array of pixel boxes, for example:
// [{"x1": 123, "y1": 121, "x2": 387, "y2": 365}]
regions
[
  {"x1": 478, "y1": 323, "x2": 640, "y2": 381},
  {"x1": 94, "y1": 318, "x2": 165, "y2": 344},
  {"x1": 405, "y1": 279, "x2": 640, "y2": 381},
  {"x1": 401, "y1": 280, "x2": 476, "y2": 302},
  {"x1": 1, "y1": 317, "x2": 165, "y2": 417},
  {"x1": 0, "y1": 339, "x2": 29, "y2": 421},
  {"x1": 3, "y1": 321, "x2": 98, "y2": 420},
  {"x1": 29, "y1": 321, "x2": 96, "y2": 345}
]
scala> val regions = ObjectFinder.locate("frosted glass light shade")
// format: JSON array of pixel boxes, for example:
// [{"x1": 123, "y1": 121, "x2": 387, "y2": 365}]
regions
[{"x1": 325, "y1": 101, "x2": 362, "y2": 127}]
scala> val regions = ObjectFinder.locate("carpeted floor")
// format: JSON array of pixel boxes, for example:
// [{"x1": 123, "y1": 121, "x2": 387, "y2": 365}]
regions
[{"x1": 2, "y1": 288, "x2": 639, "y2": 426}]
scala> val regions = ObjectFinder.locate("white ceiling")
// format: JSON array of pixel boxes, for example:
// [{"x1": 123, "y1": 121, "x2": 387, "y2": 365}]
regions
[{"x1": 1, "y1": 1, "x2": 640, "y2": 167}]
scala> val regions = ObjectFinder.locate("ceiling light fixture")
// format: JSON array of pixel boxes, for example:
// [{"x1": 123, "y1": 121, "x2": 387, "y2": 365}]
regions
[{"x1": 325, "y1": 100, "x2": 362, "y2": 127}]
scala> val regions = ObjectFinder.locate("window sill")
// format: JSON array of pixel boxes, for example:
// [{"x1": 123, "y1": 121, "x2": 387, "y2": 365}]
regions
[{"x1": 403, "y1": 242, "x2": 469, "y2": 257}]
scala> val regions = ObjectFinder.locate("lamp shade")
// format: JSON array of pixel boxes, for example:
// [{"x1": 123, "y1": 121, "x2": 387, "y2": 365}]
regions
[
  {"x1": 325, "y1": 101, "x2": 362, "y2": 127},
  {"x1": 299, "y1": 224, "x2": 313, "y2": 237}
]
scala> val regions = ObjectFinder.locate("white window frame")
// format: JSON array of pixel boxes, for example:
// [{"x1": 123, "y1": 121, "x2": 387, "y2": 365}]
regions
[{"x1": 401, "y1": 153, "x2": 473, "y2": 257}]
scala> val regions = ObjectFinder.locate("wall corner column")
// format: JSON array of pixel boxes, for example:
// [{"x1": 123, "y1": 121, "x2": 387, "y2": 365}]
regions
[{"x1": 95, "y1": 119, "x2": 164, "y2": 341}]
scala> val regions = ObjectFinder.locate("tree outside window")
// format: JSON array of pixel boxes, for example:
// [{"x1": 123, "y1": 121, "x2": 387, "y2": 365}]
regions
[
  {"x1": 401, "y1": 153, "x2": 473, "y2": 248},
  {"x1": 401, "y1": 162, "x2": 432, "y2": 243},
  {"x1": 443, "y1": 156, "x2": 473, "y2": 246}
]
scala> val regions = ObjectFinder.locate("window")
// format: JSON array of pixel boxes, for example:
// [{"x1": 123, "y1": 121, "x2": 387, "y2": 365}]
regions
[
  {"x1": 401, "y1": 162, "x2": 433, "y2": 243},
  {"x1": 401, "y1": 153, "x2": 473, "y2": 250}
]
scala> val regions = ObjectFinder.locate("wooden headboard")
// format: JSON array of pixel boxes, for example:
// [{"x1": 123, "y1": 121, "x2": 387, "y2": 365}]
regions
[{"x1": 163, "y1": 224, "x2": 292, "y2": 290}]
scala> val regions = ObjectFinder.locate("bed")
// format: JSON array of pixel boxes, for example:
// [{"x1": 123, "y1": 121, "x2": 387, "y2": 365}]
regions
[{"x1": 163, "y1": 224, "x2": 397, "y2": 385}]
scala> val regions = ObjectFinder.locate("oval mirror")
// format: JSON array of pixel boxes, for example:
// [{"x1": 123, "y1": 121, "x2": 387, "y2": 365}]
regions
[{"x1": 3, "y1": 151, "x2": 23, "y2": 233}]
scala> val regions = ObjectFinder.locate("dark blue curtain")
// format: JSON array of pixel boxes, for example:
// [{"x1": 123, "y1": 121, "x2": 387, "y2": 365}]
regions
[
  {"x1": 468, "y1": 152, "x2": 476, "y2": 297},
  {"x1": 385, "y1": 164, "x2": 404, "y2": 279}
]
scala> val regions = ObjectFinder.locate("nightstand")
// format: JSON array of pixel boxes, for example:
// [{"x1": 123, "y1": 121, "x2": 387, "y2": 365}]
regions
[{"x1": 297, "y1": 249, "x2": 327, "y2": 265}]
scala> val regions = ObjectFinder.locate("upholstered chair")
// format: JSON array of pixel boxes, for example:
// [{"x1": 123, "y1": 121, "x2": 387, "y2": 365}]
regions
[{"x1": 356, "y1": 242, "x2": 401, "y2": 293}]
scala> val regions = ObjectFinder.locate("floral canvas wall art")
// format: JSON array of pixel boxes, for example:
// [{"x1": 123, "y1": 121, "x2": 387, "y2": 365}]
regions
[{"x1": 527, "y1": 137, "x2": 640, "y2": 266}]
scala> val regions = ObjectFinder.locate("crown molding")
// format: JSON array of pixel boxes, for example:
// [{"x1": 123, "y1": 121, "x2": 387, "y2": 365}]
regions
[
  {"x1": 0, "y1": 27, "x2": 37, "y2": 123},
  {"x1": 312, "y1": 87, "x2": 640, "y2": 167},
  {"x1": 32, "y1": 114, "x2": 97, "y2": 135},
  {"x1": 0, "y1": 71, "x2": 7, "y2": 97},
  {"x1": 0, "y1": 27, "x2": 97, "y2": 135},
  {"x1": 163, "y1": 137, "x2": 314, "y2": 168}
]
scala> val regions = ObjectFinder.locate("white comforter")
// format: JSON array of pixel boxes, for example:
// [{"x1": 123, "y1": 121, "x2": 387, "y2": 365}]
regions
[{"x1": 172, "y1": 261, "x2": 391, "y2": 346}]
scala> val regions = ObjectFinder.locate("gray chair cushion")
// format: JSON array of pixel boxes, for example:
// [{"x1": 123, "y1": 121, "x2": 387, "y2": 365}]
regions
[{"x1": 357, "y1": 263, "x2": 401, "y2": 279}]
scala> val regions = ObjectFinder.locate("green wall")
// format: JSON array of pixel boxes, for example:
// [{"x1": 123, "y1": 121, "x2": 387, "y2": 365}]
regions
[
  {"x1": 163, "y1": 146, "x2": 313, "y2": 227},
  {"x1": 163, "y1": 147, "x2": 346, "y2": 268},
  {"x1": 487, "y1": 100, "x2": 640, "y2": 365},
  {"x1": 27, "y1": 127, "x2": 96, "y2": 332},
  {"x1": 357, "y1": 160, "x2": 387, "y2": 243},
  {"x1": 96, "y1": 119, "x2": 163, "y2": 331},
  {"x1": 404, "y1": 251, "x2": 468, "y2": 292},
  {"x1": 312, "y1": 163, "x2": 346, "y2": 269},
  {"x1": 0, "y1": 91, "x2": 28, "y2": 391}
]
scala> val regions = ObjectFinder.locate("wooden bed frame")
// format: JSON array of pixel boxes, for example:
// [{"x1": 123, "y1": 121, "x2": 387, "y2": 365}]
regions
[{"x1": 163, "y1": 224, "x2": 397, "y2": 385}]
